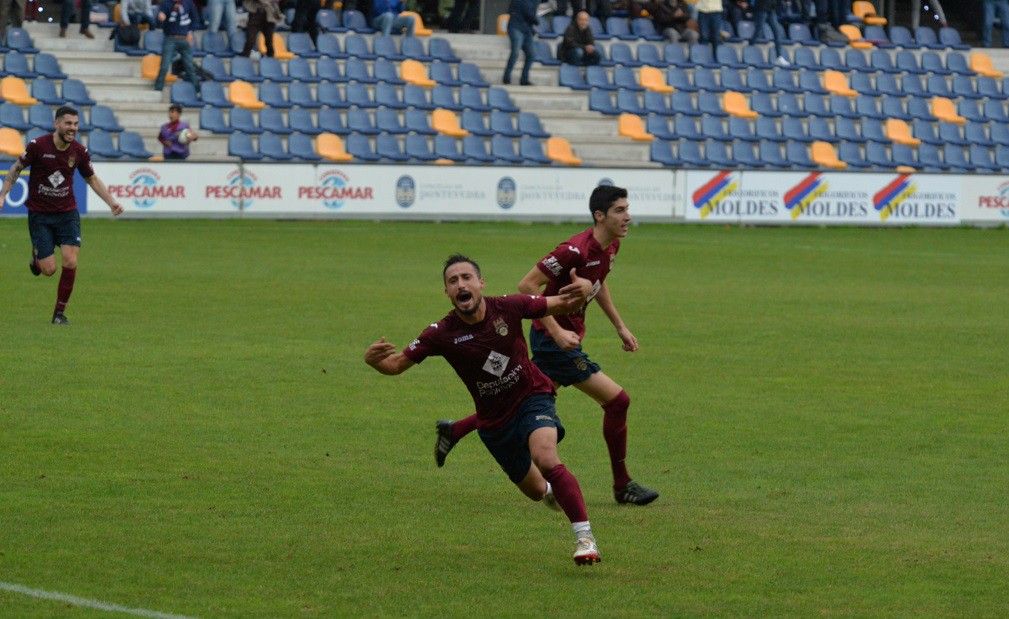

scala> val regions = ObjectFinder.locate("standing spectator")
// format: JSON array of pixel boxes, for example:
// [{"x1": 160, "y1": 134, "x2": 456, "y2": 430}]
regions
[
  {"x1": 982, "y1": 0, "x2": 1009, "y2": 47},
  {"x1": 629, "y1": 0, "x2": 698, "y2": 43},
  {"x1": 750, "y1": 0, "x2": 789, "y2": 66},
  {"x1": 503, "y1": 0, "x2": 537, "y2": 85},
  {"x1": 558, "y1": 11, "x2": 600, "y2": 65},
  {"x1": 206, "y1": 0, "x2": 238, "y2": 42},
  {"x1": 0, "y1": 0, "x2": 26, "y2": 45},
  {"x1": 240, "y1": 0, "x2": 283, "y2": 56},
  {"x1": 587, "y1": 0, "x2": 610, "y2": 24},
  {"x1": 694, "y1": 0, "x2": 721, "y2": 52},
  {"x1": 291, "y1": 0, "x2": 320, "y2": 44},
  {"x1": 445, "y1": 0, "x2": 479, "y2": 33},
  {"x1": 153, "y1": 0, "x2": 201, "y2": 96},
  {"x1": 60, "y1": 0, "x2": 94, "y2": 37},
  {"x1": 158, "y1": 104, "x2": 198, "y2": 160},
  {"x1": 120, "y1": 0, "x2": 156, "y2": 27},
  {"x1": 370, "y1": 0, "x2": 415, "y2": 36}
]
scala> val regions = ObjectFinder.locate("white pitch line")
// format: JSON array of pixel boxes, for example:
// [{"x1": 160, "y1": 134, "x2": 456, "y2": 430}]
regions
[{"x1": 0, "y1": 581, "x2": 196, "y2": 619}]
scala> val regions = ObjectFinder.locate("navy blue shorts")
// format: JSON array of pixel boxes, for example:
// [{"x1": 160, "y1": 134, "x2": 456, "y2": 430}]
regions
[
  {"x1": 28, "y1": 210, "x2": 81, "y2": 260},
  {"x1": 478, "y1": 393, "x2": 565, "y2": 484},
  {"x1": 529, "y1": 327, "x2": 601, "y2": 387}
]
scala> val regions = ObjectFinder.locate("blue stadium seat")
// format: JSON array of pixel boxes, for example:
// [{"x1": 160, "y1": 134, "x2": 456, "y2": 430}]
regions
[
  {"x1": 677, "y1": 139, "x2": 707, "y2": 167},
  {"x1": 895, "y1": 50, "x2": 924, "y2": 74},
  {"x1": 257, "y1": 107, "x2": 289, "y2": 134},
  {"x1": 744, "y1": 67, "x2": 774, "y2": 93},
  {"x1": 118, "y1": 131, "x2": 151, "y2": 159},
  {"x1": 993, "y1": 123, "x2": 1009, "y2": 148},
  {"x1": 759, "y1": 140, "x2": 789, "y2": 167},
  {"x1": 694, "y1": 68, "x2": 723, "y2": 92},
  {"x1": 90, "y1": 105, "x2": 122, "y2": 132},
  {"x1": 316, "y1": 34, "x2": 346, "y2": 58},
  {"x1": 405, "y1": 108, "x2": 436, "y2": 134},
  {"x1": 799, "y1": 69, "x2": 828, "y2": 95},
  {"x1": 518, "y1": 112, "x2": 549, "y2": 138},
  {"x1": 984, "y1": 99, "x2": 1009, "y2": 123},
  {"x1": 636, "y1": 43, "x2": 665, "y2": 67},
  {"x1": 230, "y1": 56, "x2": 262, "y2": 82},
  {"x1": 318, "y1": 82, "x2": 348, "y2": 108},
  {"x1": 793, "y1": 47, "x2": 821, "y2": 71},
  {"x1": 830, "y1": 95, "x2": 859, "y2": 119},
  {"x1": 646, "y1": 114, "x2": 674, "y2": 140},
  {"x1": 844, "y1": 49, "x2": 872, "y2": 73},
  {"x1": 489, "y1": 87, "x2": 518, "y2": 113},
  {"x1": 198, "y1": 107, "x2": 229, "y2": 133},
  {"x1": 776, "y1": 92, "x2": 802, "y2": 116},
  {"x1": 202, "y1": 55, "x2": 233, "y2": 82},
  {"x1": 229, "y1": 107, "x2": 261, "y2": 134},
  {"x1": 674, "y1": 115, "x2": 702, "y2": 140},
  {"x1": 560, "y1": 64, "x2": 589, "y2": 90},
  {"x1": 373, "y1": 35, "x2": 404, "y2": 60},
  {"x1": 490, "y1": 134, "x2": 522, "y2": 163},
  {"x1": 805, "y1": 94, "x2": 831, "y2": 117},
  {"x1": 286, "y1": 32, "x2": 320, "y2": 58},
  {"x1": 262, "y1": 82, "x2": 294, "y2": 108},
  {"x1": 432, "y1": 85, "x2": 462, "y2": 111},
  {"x1": 0, "y1": 102, "x2": 28, "y2": 131},
  {"x1": 773, "y1": 69, "x2": 802, "y2": 94},
  {"x1": 870, "y1": 49, "x2": 898, "y2": 73},
  {"x1": 459, "y1": 84, "x2": 490, "y2": 112},
  {"x1": 316, "y1": 59, "x2": 344, "y2": 82},
  {"x1": 30, "y1": 78, "x2": 62, "y2": 105},
  {"x1": 631, "y1": 18, "x2": 664, "y2": 41},
  {"x1": 588, "y1": 16, "x2": 610, "y2": 41},
  {"x1": 617, "y1": 89, "x2": 646, "y2": 115},
  {"x1": 404, "y1": 84, "x2": 434, "y2": 110},
  {"x1": 958, "y1": 99, "x2": 984, "y2": 123},
  {"x1": 609, "y1": 42, "x2": 638, "y2": 67},
  {"x1": 733, "y1": 141, "x2": 763, "y2": 168},
  {"x1": 434, "y1": 134, "x2": 465, "y2": 162},
  {"x1": 201, "y1": 31, "x2": 234, "y2": 57},
  {"x1": 258, "y1": 131, "x2": 294, "y2": 160},
  {"x1": 788, "y1": 23, "x2": 819, "y2": 46},
  {"x1": 644, "y1": 91, "x2": 671, "y2": 115},
  {"x1": 343, "y1": 9, "x2": 374, "y2": 33},
  {"x1": 345, "y1": 34, "x2": 376, "y2": 61},
  {"x1": 666, "y1": 67, "x2": 695, "y2": 92},
  {"x1": 722, "y1": 69, "x2": 751, "y2": 93},
  {"x1": 587, "y1": 65, "x2": 616, "y2": 90},
  {"x1": 374, "y1": 58, "x2": 404, "y2": 85},
  {"x1": 3, "y1": 51, "x2": 36, "y2": 78},
  {"x1": 952, "y1": 75, "x2": 980, "y2": 100},
  {"x1": 996, "y1": 145, "x2": 1009, "y2": 171},
  {"x1": 28, "y1": 103, "x2": 53, "y2": 131},
  {"x1": 756, "y1": 116, "x2": 783, "y2": 142},
  {"x1": 606, "y1": 18, "x2": 635, "y2": 41},
  {"x1": 347, "y1": 133, "x2": 380, "y2": 161},
  {"x1": 460, "y1": 135, "x2": 493, "y2": 163},
  {"x1": 372, "y1": 82, "x2": 402, "y2": 109},
  {"x1": 670, "y1": 91, "x2": 700, "y2": 116},
  {"x1": 614, "y1": 66, "x2": 642, "y2": 91},
  {"x1": 942, "y1": 144, "x2": 972, "y2": 172},
  {"x1": 915, "y1": 26, "x2": 944, "y2": 50},
  {"x1": 534, "y1": 40, "x2": 560, "y2": 66},
  {"x1": 348, "y1": 82, "x2": 378, "y2": 109},
  {"x1": 863, "y1": 25, "x2": 892, "y2": 48},
  {"x1": 345, "y1": 60, "x2": 375, "y2": 84},
  {"x1": 836, "y1": 117, "x2": 864, "y2": 143},
  {"x1": 742, "y1": 46, "x2": 772, "y2": 70},
  {"x1": 87, "y1": 130, "x2": 122, "y2": 159},
  {"x1": 917, "y1": 143, "x2": 947, "y2": 171},
  {"x1": 689, "y1": 43, "x2": 719, "y2": 69},
  {"x1": 143, "y1": 30, "x2": 165, "y2": 55},
  {"x1": 865, "y1": 141, "x2": 891, "y2": 169},
  {"x1": 819, "y1": 48, "x2": 845, "y2": 71},
  {"x1": 945, "y1": 52, "x2": 973, "y2": 76},
  {"x1": 318, "y1": 107, "x2": 350, "y2": 134},
  {"x1": 662, "y1": 43, "x2": 689, "y2": 68},
  {"x1": 937, "y1": 121, "x2": 967, "y2": 146},
  {"x1": 458, "y1": 63, "x2": 488, "y2": 88},
  {"x1": 966, "y1": 121, "x2": 994, "y2": 148},
  {"x1": 32, "y1": 53, "x2": 67, "y2": 80},
  {"x1": 378, "y1": 133, "x2": 410, "y2": 162},
  {"x1": 900, "y1": 74, "x2": 926, "y2": 98},
  {"x1": 786, "y1": 140, "x2": 815, "y2": 168},
  {"x1": 907, "y1": 97, "x2": 934, "y2": 122},
  {"x1": 716, "y1": 46, "x2": 746, "y2": 69},
  {"x1": 749, "y1": 92, "x2": 778, "y2": 117},
  {"x1": 490, "y1": 109, "x2": 520, "y2": 137},
  {"x1": 285, "y1": 58, "x2": 316, "y2": 83},
  {"x1": 649, "y1": 140, "x2": 678, "y2": 166},
  {"x1": 260, "y1": 57, "x2": 289, "y2": 82},
  {"x1": 921, "y1": 51, "x2": 950, "y2": 76},
  {"x1": 862, "y1": 118, "x2": 888, "y2": 143},
  {"x1": 24, "y1": 127, "x2": 46, "y2": 142},
  {"x1": 848, "y1": 72, "x2": 879, "y2": 96},
  {"x1": 589, "y1": 89, "x2": 619, "y2": 114},
  {"x1": 734, "y1": 19, "x2": 755, "y2": 42},
  {"x1": 939, "y1": 26, "x2": 969, "y2": 50},
  {"x1": 910, "y1": 118, "x2": 940, "y2": 145},
  {"x1": 405, "y1": 134, "x2": 437, "y2": 161},
  {"x1": 288, "y1": 107, "x2": 318, "y2": 134},
  {"x1": 376, "y1": 107, "x2": 407, "y2": 134},
  {"x1": 876, "y1": 73, "x2": 902, "y2": 97},
  {"x1": 702, "y1": 115, "x2": 729, "y2": 141},
  {"x1": 5, "y1": 27, "x2": 38, "y2": 53},
  {"x1": 705, "y1": 139, "x2": 735, "y2": 167},
  {"x1": 171, "y1": 82, "x2": 203, "y2": 107},
  {"x1": 461, "y1": 109, "x2": 492, "y2": 136},
  {"x1": 852, "y1": 95, "x2": 882, "y2": 120},
  {"x1": 315, "y1": 9, "x2": 341, "y2": 32},
  {"x1": 289, "y1": 132, "x2": 322, "y2": 161},
  {"x1": 783, "y1": 116, "x2": 811, "y2": 143},
  {"x1": 402, "y1": 36, "x2": 433, "y2": 62},
  {"x1": 808, "y1": 116, "x2": 833, "y2": 141},
  {"x1": 838, "y1": 141, "x2": 870, "y2": 169}
]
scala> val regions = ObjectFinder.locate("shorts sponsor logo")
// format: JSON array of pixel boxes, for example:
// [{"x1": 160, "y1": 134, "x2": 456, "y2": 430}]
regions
[
  {"x1": 482, "y1": 350, "x2": 509, "y2": 377},
  {"x1": 542, "y1": 256, "x2": 562, "y2": 276},
  {"x1": 496, "y1": 176, "x2": 517, "y2": 210},
  {"x1": 975, "y1": 180, "x2": 1009, "y2": 219},
  {"x1": 108, "y1": 168, "x2": 186, "y2": 209},
  {"x1": 395, "y1": 175, "x2": 416, "y2": 208},
  {"x1": 691, "y1": 171, "x2": 740, "y2": 219},
  {"x1": 493, "y1": 317, "x2": 508, "y2": 337},
  {"x1": 205, "y1": 169, "x2": 280, "y2": 208},
  {"x1": 298, "y1": 170, "x2": 375, "y2": 210},
  {"x1": 535, "y1": 415, "x2": 553, "y2": 422}
]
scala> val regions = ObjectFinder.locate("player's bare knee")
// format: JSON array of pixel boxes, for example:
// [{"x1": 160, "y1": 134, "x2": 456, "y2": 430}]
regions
[
  {"x1": 62, "y1": 257, "x2": 78, "y2": 270},
  {"x1": 531, "y1": 448, "x2": 561, "y2": 472},
  {"x1": 40, "y1": 263, "x2": 57, "y2": 276}
]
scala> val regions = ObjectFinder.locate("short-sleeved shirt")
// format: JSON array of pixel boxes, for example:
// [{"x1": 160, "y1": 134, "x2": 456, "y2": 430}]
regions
[
  {"x1": 402, "y1": 295, "x2": 555, "y2": 430},
  {"x1": 19, "y1": 134, "x2": 94, "y2": 214},
  {"x1": 532, "y1": 227, "x2": 619, "y2": 338}
]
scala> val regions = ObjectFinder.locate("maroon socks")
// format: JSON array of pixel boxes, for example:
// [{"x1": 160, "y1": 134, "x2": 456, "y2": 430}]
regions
[
  {"x1": 451, "y1": 413, "x2": 480, "y2": 441},
  {"x1": 544, "y1": 464, "x2": 589, "y2": 523},
  {"x1": 54, "y1": 266, "x2": 76, "y2": 315},
  {"x1": 602, "y1": 390, "x2": 632, "y2": 491}
]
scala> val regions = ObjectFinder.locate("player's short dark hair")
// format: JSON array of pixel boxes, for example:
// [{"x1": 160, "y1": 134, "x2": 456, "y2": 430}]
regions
[
  {"x1": 443, "y1": 254, "x2": 481, "y2": 281},
  {"x1": 169, "y1": 103, "x2": 183, "y2": 113},
  {"x1": 589, "y1": 185, "x2": 628, "y2": 220},
  {"x1": 54, "y1": 105, "x2": 79, "y2": 120}
]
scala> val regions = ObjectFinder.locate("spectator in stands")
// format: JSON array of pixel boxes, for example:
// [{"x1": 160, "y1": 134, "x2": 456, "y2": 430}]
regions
[
  {"x1": 120, "y1": 0, "x2": 156, "y2": 27},
  {"x1": 723, "y1": 0, "x2": 750, "y2": 36},
  {"x1": 159, "y1": 104, "x2": 199, "y2": 160},
  {"x1": 588, "y1": 0, "x2": 610, "y2": 24},
  {"x1": 291, "y1": 0, "x2": 320, "y2": 44},
  {"x1": 694, "y1": 0, "x2": 721, "y2": 51},
  {"x1": 0, "y1": 0, "x2": 25, "y2": 45},
  {"x1": 557, "y1": 10, "x2": 600, "y2": 64},
  {"x1": 60, "y1": 0, "x2": 95, "y2": 37},
  {"x1": 445, "y1": 0, "x2": 479, "y2": 33},
  {"x1": 982, "y1": 0, "x2": 1009, "y2": 47},
  {"x1": 240, "y1": 0, "x2": 283, "y2": 56},
  {"x1": 628, "y1": 0, "x2": 698, "y2": 43},
  {"x1": 370, "y1": 0, "x2": 415, "y2": 36},
  {"x1": 153, "y1": 0, "x2": 202, "y2": 95},
  {"x1": 750, "y1": 0, "x2": 789, "y2": 66},
  {"x1": 206, "y1": 0, "x2": 238, "y2": 42},
  {"x1": 503, "y1": 0, "x2": 538, "y2": 85}
]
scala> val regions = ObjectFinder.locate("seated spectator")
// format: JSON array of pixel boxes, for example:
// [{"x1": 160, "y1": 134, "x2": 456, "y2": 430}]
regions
[
  {"x1": 121, "y1": 0, "x2": 156, "y2": 27},
  {"x1": 558, "y1": 10, "x2": 601, "y2": 65},
  {"x1": 629, "y1": 0, "x2": 698, "y2": 43},
  {"x1": 371, "y1": 0, "x2": 415, "y2": 36}
]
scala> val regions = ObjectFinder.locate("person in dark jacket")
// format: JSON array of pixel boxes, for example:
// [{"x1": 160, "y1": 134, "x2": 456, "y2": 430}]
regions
[
  {"x1": 503, "y1": 0, "x2": 538, "y2": 85},
  {"x1": 153, "y1": 0, "x2": 201, "y2": 95},
  {"x1": 628, "y1": 0, "x2": 697, "y2": 43},
  {"x1": 557, "y1": 11, "x2": 600, "y2": 65}
]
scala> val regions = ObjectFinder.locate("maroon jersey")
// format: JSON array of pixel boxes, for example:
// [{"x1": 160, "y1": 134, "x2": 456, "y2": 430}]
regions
[
  {"x1": 402, "y1": 295, "x2": 555, "y2": 430},
  {"x1": 532, "y1": 227, "x2": 619, "y2": 338},
  {"x1": 19, "y1": 134, "x2": 94, "y2": 213}
]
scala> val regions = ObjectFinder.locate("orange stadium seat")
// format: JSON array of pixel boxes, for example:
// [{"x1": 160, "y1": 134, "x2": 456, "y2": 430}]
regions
[
  {"x1": 434, "y1": 158, "x2": 455, "y2": 165},
  {"x1": 824, "y1": 70, "x2": 857, "y2": 97},
  {"x1": 811, "y1": 141, "x2": 847, "y2": 169},
  {"x1": 228, "y1": 80, "x2": 266, "y2": 110},
  {"x1": 895, "y1": 165, "x2": 915, "y2": 173},
  {"x1": 639, "y1": 66, "x2": 674, "y2": 93},
  {"x1": 400, "y1": 11, "x2": 432, "y2": 36},
  {"x1": 884, "y1": 119, "x2": 921, "y2": 146},
  {"x1": 141, "y1": 54, "x2": 176, "y2": 82},
  {"x1": 970, "y1": 52, "x2": 1004, "y2": 79},
  {"x1": 0, "y1": 127, "x2": 24, "y2": 157},
  {"x1": 401, "y1": 59, "x2": 436, "y2": 88},
  {"x1": 432, "y1": 108, "x2": 469, "y2": 137},
  {"x1": 258, "y1": 32, "x2": 295, "y2": 60},
  {"x1": 316, "y1": 133, "x2": 353, "y2": 161},
  {"x1": 0, "y1": 76, "x2": 38, "y2": 106},
  {"x1": 497, "y1": 14, "x2": 509, "y2": 35},
  {"x1": 931, "y1": 97, "x2": 965, "y2": 125},
  {"x1": 618, "y1": 113, "x2": 653, "y2": 142},
  {"x1": 839, "y1": 24, "x2": 873, "y2": 49},
  {"x1": 546, "y1": 136, "x2": 582, "y2": 165},
  {"x1": 852, "y1": 1, "x2": 886, "y2": 26},
  {"x1": 723, "y1": 91, "x2": 758, "y2": 119}
]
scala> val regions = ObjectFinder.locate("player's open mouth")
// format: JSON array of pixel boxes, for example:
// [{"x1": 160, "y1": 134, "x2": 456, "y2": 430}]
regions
[{"x1": 456, "y1": 291, "x2": 472, "y2": 303}]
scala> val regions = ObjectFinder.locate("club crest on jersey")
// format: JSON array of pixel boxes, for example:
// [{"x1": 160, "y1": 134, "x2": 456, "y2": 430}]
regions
[
  {"x1": 493, "y1": 317, "x2": 508, "y2": 336},
  {"x1": 482, "y1": 350, "x2": 509, "y2": 377},
  {"x1": 67, "y1": 156, "x2": 76, "y2": 169}
]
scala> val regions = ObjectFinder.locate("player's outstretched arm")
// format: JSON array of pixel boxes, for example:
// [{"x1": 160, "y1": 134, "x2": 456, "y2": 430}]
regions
[
  {"x1": 596, "y1": 282, "x2": 638, "y2": 352},
  {"x1": 544, "y1": 269, "x2": 592, "y2": 316},
  {"x1": 364, "y1": 337, "x2": 415, "y2": 375},
  {"x1": 85, "y1": 174, "x2": 124, "y2": 216},
  {"x1": 523, "y1": 267, "x2": 589, "y2": 351},
  {"x1": 0, "y1": 158, "x2": 26, "y2": 209}
]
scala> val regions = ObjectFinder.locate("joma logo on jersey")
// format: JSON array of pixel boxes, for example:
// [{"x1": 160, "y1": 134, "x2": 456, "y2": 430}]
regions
[
  {"x1": 482, "y1": 351, "x2": 509, "y2": 377},
  {"x1": 453, "y1": 334, "x2": 474, "y2": 344},
  {"x1": 493, "y1": 317, "x2": 508, "y2": 336}
]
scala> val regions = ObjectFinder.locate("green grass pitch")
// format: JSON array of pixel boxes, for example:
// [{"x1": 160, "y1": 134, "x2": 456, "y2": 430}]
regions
[{"x1": 1, "y1": 219, "x2": 1007, "y2": 616}]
